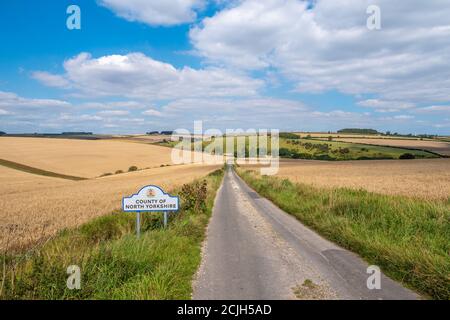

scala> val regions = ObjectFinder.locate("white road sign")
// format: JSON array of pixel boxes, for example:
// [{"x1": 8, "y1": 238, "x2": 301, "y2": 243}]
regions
[{"x1": 122, "y1": 185, "x2": 180, "y2": 212}]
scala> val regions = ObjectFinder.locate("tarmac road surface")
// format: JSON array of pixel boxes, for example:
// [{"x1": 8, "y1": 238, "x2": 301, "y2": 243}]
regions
[{"x1": 193, "y1": 166, "x2": 419, "y2": 300}]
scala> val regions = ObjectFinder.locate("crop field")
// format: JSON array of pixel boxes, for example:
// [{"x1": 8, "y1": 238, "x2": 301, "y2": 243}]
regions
[
  {"x1": 294, "y1": 132, "x2": 422, "y2": 139},
  {"x1": 331, "y1": 138, "x2": 450, "y2": 156},
  {"x1": 157, "y1": 135, "x2": 438, "y2": 161},
  {"x1": 0, "y1": 137, "x2": 174, "y2": 178},
  {"x1": 243, "y1": 158, "x2": 450, "y2": 200},
  {"x1": 279, "y1": 138, "x2": 437, "y2": 160},
  {"x1": 0, "y1": 163, "x2": 220, "y2": 251}
]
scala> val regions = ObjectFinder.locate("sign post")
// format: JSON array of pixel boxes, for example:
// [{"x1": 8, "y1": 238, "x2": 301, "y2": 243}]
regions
[
  {"x1": 136, "y1": 212, "x2": 141, "y2": 237},
  {"x1": 122, "y1": 185, "x2": 180, "y2": 237},
  {"x1": 163, "y1": 211, "x2": 168, "y2": 228}
]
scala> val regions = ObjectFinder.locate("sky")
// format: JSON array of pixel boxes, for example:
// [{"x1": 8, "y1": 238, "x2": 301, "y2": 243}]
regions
[{"x1": 0, "y1": 0, "x2": 449, "y2": 135}]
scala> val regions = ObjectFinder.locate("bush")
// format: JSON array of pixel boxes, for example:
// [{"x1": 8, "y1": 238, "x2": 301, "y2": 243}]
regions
[
  {"x1": 115, "y1": 170, "x2": 124, "y2": 174},
  {"x1": 279, "y1": 148, "x2": 292, "y2": 157},
  {"x1": 279, "y1": 132, "x2": 300, "y2": 139},
  {"x1": 399, "y1": 153, "x2": 416, "y2": 160},
  {"x1": 179, "y1": 180, "x2": 208, "y2": 211},
  {"x1": 100, "y1": 173, "x2": 113, "y2": 177},
  {"x1": 128, "y1": 166, "x2": 138, "y2": 172}
]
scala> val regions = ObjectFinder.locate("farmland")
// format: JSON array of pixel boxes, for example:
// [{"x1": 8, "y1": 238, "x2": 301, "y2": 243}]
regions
[
  {"x1": 0, "y1": 161, "x2": 220, "y2": 251},
  {"x1": 156, "y1": 134, "x2": 438, "y2": 161},
  {"x1": 243, "y1": 158, "x2": 450, "y2": 200},
  {"x1": 330, "y1": 138, "x2": 450, "y2": 156},
  {"x1": 1, "y1": 169, "x2": 224, "y2": 299},
  {"x1": 0, "y1": 137, "x2": 174, "y2": 178},
  {"x1": 279, "y1": 137, "x2": 437, "y2": 160}
]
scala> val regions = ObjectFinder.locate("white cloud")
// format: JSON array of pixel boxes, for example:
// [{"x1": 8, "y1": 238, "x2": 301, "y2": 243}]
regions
[
  {"x1": 0, "y1": 109, "x2": 12, "y2": 115},
  {"x1": 414, "y1": 105, "x2": 450, "y2": 114},
  {"x1": 357, "y1": 99, "x2": 415, "y2": 113},
  {"x1": 143, "y1": 109, "x2": 163, "y2": 117},
  {"x1": 31, "y1": 71, "x2": 71, "y2": 88},
  {"x1": 60, "y1": 113, "x2": 103, "y2": 122},
  {"x1": 393, "y1": 115, "x2": 415, "y2": 120},
  {"x1": 0, "y1": 91, "x2": 70, "y2": 109},
  {"x1": 36, "y1": 53, "x2": 263, "y2": 100},
  {"x1": 97, "y1": 110, "x2": 130, "y2": 116},
  {"x1": 99, "y1": 0, "x2": 205, "y2": 26},
  {"x1": 191, "y1": 0, "x2": 450, "y2": 104}
]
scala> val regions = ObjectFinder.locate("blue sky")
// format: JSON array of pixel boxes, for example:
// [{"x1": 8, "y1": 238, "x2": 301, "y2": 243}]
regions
[{"x1": 0, "y1": 0, "x2": 449, "y2": 134}]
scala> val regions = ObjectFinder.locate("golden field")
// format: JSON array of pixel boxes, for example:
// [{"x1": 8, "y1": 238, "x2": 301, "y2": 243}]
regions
[
  {"x1": 0, "y1": 163, "x2": 220, "y2": 251},
  {"x1": 0, "y1": 137, "x2": 174, "y2": 178},
  {"x1": 243, "y1": 158, "x2": 450, "y2": 200},
  {"x1": 333, "y1": 138, "x2": 450, "y2": 156}
]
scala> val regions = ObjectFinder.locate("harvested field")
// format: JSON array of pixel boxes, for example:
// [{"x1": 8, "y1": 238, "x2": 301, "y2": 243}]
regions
[
  {"x1": 243, "y1": 159, "x2": 450, "y2": 200},
  {"x1": 0, "y1": 164, "x2": 220, "y2": 251},
  {"x1": 333, "y1": 138, "x2": 450, "y2": 156},
  {"x1": 0, "y1": 137, "x2": 174, "y2": 178}
]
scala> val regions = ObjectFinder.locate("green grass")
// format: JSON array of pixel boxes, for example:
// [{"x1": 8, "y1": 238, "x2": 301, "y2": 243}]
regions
[
  {"x1": 0, "y1": 158, "x2": 87, "y2": 181},
  {"x1": 0, "y1": 168, "x2": 224, "y2": 300},
  {"x1": 237, "y1": 169, "x2": 450, "y2": 300}
]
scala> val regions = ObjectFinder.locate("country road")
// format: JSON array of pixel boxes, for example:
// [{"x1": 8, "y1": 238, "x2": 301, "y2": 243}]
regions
[{"x1": 193, "y1": 166, "x2": 419, "y2": 300}]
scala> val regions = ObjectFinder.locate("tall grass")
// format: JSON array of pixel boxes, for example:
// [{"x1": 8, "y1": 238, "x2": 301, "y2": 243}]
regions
[
  {"x1": 0, "y1": 168, "x2": 224, "y2": 300},
  {"x1": 237, "y1": 169, "x2": 450, "y2": 300}
]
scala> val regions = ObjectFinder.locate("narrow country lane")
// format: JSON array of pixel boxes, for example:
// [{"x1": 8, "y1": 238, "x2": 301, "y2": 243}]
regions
[{"x1": 193, "y1": 166, "x2": 419, "y2": 300}]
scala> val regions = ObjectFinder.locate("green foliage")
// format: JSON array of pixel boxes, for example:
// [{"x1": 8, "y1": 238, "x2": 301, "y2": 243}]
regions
[
  {"x1": 279, "y1": 132, "x2": 300, "y2": 139},
  {"x1": 338, "y1": 128, "x2": 379, "y2": 134},
  {"x1": 399, "y1": 153, "x2": 416, "y2": 160},
  {"x1": 179, "y1": 180, "x2": 208, "y2": 211},
  {"x1": 237, "y1": 169, "x2": 450, "y2": 300},
  {"x1": 100, "y1": 173, "x2": 113, "y2": 177},
  {"x1": 128, "y1": 166, "x2": 138, "y2": 172}
]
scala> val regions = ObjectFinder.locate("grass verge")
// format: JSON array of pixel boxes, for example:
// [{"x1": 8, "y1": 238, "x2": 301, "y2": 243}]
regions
[
  {"x1": 237, "y1": 168, "x2": 450, "y2": 300},
  {"x1": 0, "y1": 158, "x2": 87, "y2": 181},
  {"x1": 0, "y1": 168, "x2": 224, "y2": 300}
]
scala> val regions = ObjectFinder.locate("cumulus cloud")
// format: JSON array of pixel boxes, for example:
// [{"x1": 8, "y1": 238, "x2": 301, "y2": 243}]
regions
[
  {"x1": 34, "y1": 52, "x2": 263, "y2": 100},
  {"x1": 357, "y1": 99, "x2": 416, "y2": 113},
  {"x1": 31, "y1": 71, "x2": 71, "y2": 89},
  {"x1": 191, "y1": 0, "x2": 450, "y2": 103},
  {"x1": 99, "y1": 0, "x2": 205, "y2": 26},
  {"x1": 0, "y1": 91, "x2": 70, "y2": 109}
]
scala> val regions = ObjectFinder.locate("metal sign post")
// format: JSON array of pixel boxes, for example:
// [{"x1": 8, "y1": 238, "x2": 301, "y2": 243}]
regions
[
  {"x1": 163, "y1": 211, "x2": 168, "y2": 228},
  {"x1": 136, "y1": 212, "x2": 141, "y2": 237},
  {"x1": 123, "y1": 185, "x2": 180, "y2": 237}
]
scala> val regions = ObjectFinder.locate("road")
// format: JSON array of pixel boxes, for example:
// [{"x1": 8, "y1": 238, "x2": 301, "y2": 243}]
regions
[{"x1": 193, "y1": 166, "x2": 419, "y2": 300}]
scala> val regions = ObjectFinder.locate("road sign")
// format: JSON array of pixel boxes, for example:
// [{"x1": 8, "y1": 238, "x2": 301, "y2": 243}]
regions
[{"x1": 122, "y1": 185, "x2": 180, "y2": 236}]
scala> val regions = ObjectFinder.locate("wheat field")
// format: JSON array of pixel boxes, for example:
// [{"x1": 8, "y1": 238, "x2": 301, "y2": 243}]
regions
[
  {"x1": 0, "y1": 137, "x2": 175, "y2": 178},
  {"x1": 0, "y1": 163, "x2": 220, "y2": 251},
  {"x1": 332, "y1": 138, "x2": 450, "y2": 156},
  {"x1": 243, "y1": 158, "x2": 450, "y2": 200}
]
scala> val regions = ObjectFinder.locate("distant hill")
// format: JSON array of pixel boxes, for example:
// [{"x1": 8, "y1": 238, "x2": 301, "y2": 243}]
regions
[{"x1": 338, "y1": 128, "x2": 379, "y2": 135}]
